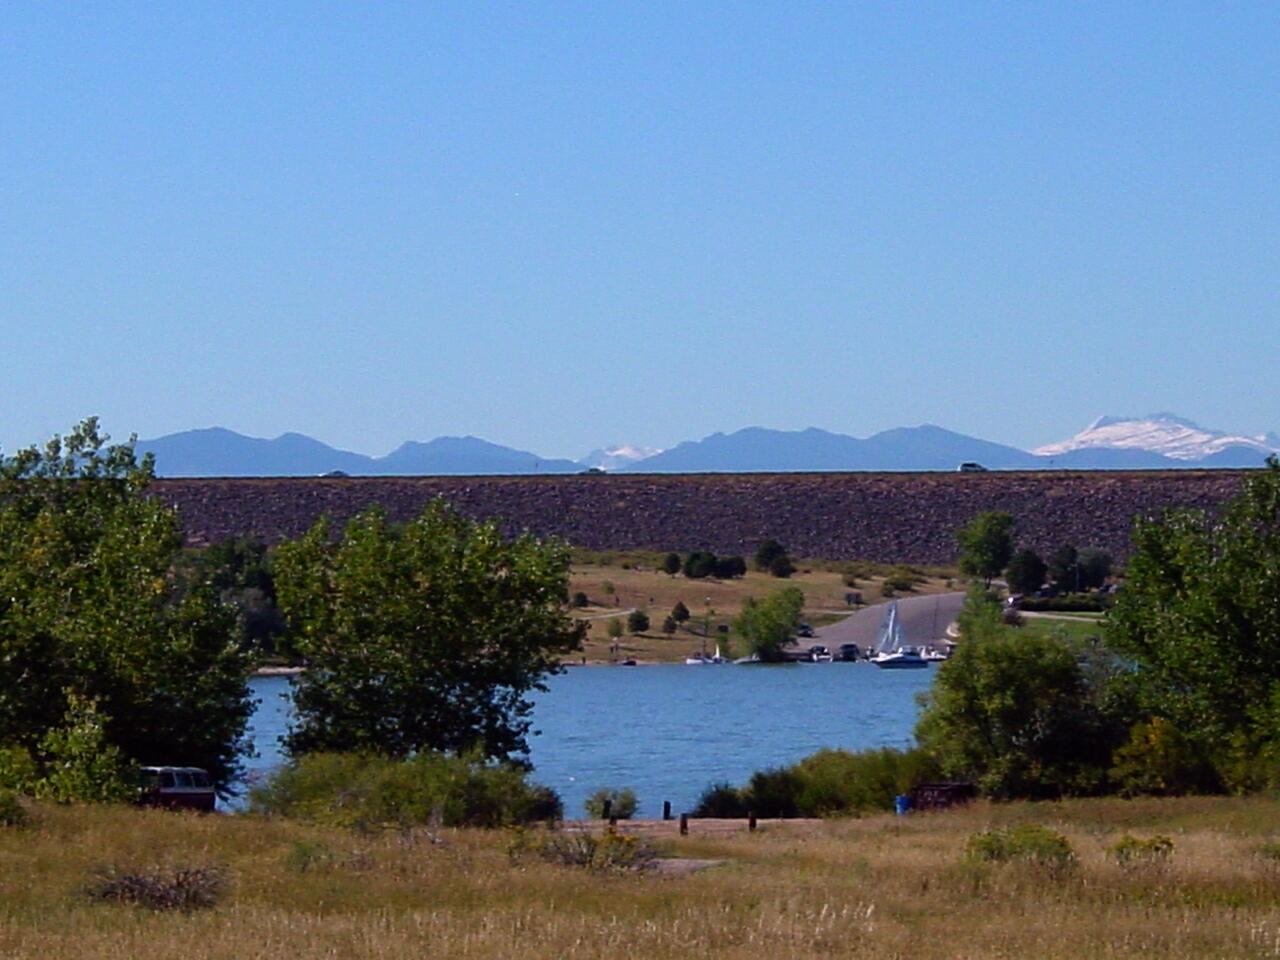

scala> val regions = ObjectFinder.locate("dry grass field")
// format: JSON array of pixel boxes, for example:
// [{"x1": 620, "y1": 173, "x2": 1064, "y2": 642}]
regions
[
  {"x1": 566, "y1": 552, "x2": 955, "y2": 662},
  {"x1": 4, "y1": 796, "x2": 1280, "y2": 959}
]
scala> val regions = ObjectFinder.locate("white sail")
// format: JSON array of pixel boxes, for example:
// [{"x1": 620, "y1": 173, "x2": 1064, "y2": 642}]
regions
[{"x1": 872, "y1": 601, "x2": 904, "y2": 656}]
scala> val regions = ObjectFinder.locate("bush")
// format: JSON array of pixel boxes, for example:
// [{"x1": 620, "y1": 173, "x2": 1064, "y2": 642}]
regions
[
  {"x1": 964, "y1": 825, "x2": 1075, "y2": 872},
  {"x1": 1109, "y1": 717, "x2": 1220, "y2": 796},
  {"x1": 571, "y1": 591, "x2": 590, "y2": 608},
  {"x1": 0, "y1": 789, "x2": 28, "y2": 827},
  {"x1": 671, "y1": 601, "x2": 691, "y2": 623},
  {"x1": 682, "y1": 551, "x2": 718, "y2": 579},
  {"x1": 584, "y1": 787, "x2": 637, "y2": 820},
  {"x1": 627, "y1": 609, "x2": 650, "y2": 634},
  {"x1": 1106, "y1": 834, "x2": 1173, "y2": 869},
  {"x1": 713, "y1": 556, "x2": 747, "y2": 579},
  {"x1": 509, "y1": 825, "x2": 656, "y2": 872},
  {"x1": 768, "y1": 554, "x2": 796, "y2": 579},
  {"x1": 693, "y1": 781, "x2": 751, "y2": 818},
  {"x1": 661, "y1": 616, "x2": 678, "y2": 635},
  {"x1": 248, "y1": 752, "x2": 561, "y2": 829},
  {"x1": 84, "y1": 864, "x2": 227, "y2": 912},
  {"x1": 0, "y1": 745, "x2": 37, "y2": 792}
]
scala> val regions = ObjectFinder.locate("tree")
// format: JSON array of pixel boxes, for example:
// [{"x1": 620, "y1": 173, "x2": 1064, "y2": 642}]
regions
[
  {"x1": 627, "y1": 609, "x2": 650, "y2": 634},
  {"x1": 754, "y1": 539, "x2": 787, "y2": 571},
  {"x1": 179, "y1": 537, "x2": 287, "y2": 657},
  {"x1": 916, "y1": 587, "x2": 1113, "y2": 798},
  {"x1": 1106, "y1": 459, "x2": 1280, "y2": 787},
  {"x1": 1005, "y1": 549, "x2": 1047, "y2": 595},
  {"x1": 768, "y1": 553, "x2": 796, "y2": 579},
  {"x1": 1077, "y1": 549, "x2": 1112, "y2": 590},
  {"x1": 714, "y1": 555, "x2": 747, "y2": 579},
  {"x1": 660, "y1": 552, "x2": 682, "y2": 576},
  {"x1": 735, "y1": 588, "x2": 805, "y2": 662},
  {"x1": 671, "y1": 601, "x2": 691, "y2": 623},
  {"x1": 606, "y1": 618, "x2": 624, "y2": 642},
  {"x1": 683, "y1": 550, "x2": 717, "y2": 579},
  {"x1": 1048, "y1": 544, "x2": 1080, "y2": 592},
  {"x1": 955, "y1": 512, "x2": 1015, "y2": 586},
  {"x1": 661, "y1": 616, "x2": 678, "y2": 635},
  {"x1": 274, "y1": 501, "x2": 584, "y2": 761},
  {"x1": 0, "y1": 419, "x2": 256, "y2": 791}
]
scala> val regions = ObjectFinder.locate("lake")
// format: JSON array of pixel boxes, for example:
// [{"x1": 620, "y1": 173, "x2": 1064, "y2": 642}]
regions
[{"x1": 245, "y1": 662, "x2": 935, "y2": 818}]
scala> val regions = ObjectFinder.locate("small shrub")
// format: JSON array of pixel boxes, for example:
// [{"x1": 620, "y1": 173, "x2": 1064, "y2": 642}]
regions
[
  {"x1": 601, "y1": 581, "x2": 615, "y2": 596},
  {"x1": 661, "y1": 616, "x2": 678, "y2": 634},
  {"x1": 964, "y1": 825, "x2": 1076, "y2": 873},
  {"x1": 1256, "y1": 841, "x2": 1280, "y2": 868},
  {"x1": 584, "y1": 787, "x2": 637, "y2": 820},
  {"x1": 0, "y1": 789, "x2": 28, "y2": 827},
  {"x1": 509, "y1": 825, "x2": 655, "y2": 872},
  {"x1": 880, "y1": 581, "x2": 896, "y2": 598},
  {"x1": 571, "y1": 591, "x2": 590, "y2": 608},
  {"x1": 627, "y1": 609, "x2": 650, "y2": 634},
  {"x1": 1107, "y1": 834, "x2": 1173, "y2": 869},
  {"x1": 85, "y1": 864, "x2": 227, "y2": 912},
  {"x1": 842, "y1": 573, "x2": 859, "y2": 588},
  {"x1": 286, "y1": 840, "x2": 337, "y2": 873},
  {"x1": 0, "y1": 745, "x2": 37, "y2": 792}
]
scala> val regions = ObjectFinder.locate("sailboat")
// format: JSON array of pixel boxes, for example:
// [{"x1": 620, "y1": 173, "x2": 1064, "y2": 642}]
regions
[{"x1": 869, "y1": 601, "x2": 928, "y2": 669}]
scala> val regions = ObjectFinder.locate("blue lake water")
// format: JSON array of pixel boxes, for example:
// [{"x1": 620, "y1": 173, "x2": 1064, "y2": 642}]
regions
[{"x1": 245, "y1": 662, "x2": 935, "y2": 818}]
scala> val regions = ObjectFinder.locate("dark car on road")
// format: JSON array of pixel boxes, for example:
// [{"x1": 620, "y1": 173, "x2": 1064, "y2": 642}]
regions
[{"x1": 836, "y1": 643, "x2": 862, "y2": 662}]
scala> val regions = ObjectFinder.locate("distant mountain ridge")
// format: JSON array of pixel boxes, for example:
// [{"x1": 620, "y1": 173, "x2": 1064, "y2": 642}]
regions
[
  {"x1": 136, "y1": 413, "x2": 1277, "y2": 477},
  {"x1": 137, "y1": 428, "x2": 581, "y2": 477}
]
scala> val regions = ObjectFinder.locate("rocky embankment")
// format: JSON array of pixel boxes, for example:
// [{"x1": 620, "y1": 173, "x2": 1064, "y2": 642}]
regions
[{"x1": 151, "y1": 471, "x2": 1248, "y2": 564}]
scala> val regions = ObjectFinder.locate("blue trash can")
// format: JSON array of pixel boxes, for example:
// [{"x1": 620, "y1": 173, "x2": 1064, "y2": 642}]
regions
[{"x1": 894, "y1": 794, "x2": 913, "y2": 816}]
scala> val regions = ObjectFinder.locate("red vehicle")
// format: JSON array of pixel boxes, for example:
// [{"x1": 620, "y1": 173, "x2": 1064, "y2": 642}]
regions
[{"x1": 140, "y1": 766, "x2": 217, "y2": 812}]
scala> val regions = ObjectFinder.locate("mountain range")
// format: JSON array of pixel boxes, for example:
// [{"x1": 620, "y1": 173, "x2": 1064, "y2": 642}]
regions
[{"x1": 134, "y1": 414, "x2": 1280, "y2": 477}]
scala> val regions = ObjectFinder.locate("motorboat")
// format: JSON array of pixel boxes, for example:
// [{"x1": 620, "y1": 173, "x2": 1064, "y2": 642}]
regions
[
  {"x1": 869, "y1": 602, "x2": 929, "y2": 670},
  {"x1": 686, "y1": 644, "x2": 729, "y2": 665}
]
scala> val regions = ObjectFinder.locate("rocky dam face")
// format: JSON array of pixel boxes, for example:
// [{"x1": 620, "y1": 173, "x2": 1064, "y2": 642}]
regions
[{"x1": 151, "y1": 471, "x2": 1249, "y2": 565}]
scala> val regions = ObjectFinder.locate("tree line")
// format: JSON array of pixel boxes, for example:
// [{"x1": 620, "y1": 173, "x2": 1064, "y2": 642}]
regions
[{"x1": 0, "y1": 420, "x2": 583, "y2": 802}]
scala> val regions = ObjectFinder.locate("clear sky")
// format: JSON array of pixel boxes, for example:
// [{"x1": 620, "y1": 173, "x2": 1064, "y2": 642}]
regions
[{"x1": 2, "y1": 3, "x2": 1277, "y2": 458}]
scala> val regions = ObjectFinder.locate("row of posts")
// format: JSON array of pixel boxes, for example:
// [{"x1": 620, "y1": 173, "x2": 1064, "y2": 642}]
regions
[{"x1": 599, "y1": 797, "x2": 757, "y2": 833}]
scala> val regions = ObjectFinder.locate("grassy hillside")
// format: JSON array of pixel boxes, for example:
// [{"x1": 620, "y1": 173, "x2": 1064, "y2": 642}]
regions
[
  {"x1": 566, "y1": 552, "x2": 956, "y2": 662},
  {"x1": 4, "y1": 796, "x2": 1280, "y2": 958}
]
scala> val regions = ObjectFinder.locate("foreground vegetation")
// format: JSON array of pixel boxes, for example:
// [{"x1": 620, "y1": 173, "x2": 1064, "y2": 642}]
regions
[{"x1": 6, "y1": 796, "x2": 1280, "y2": 958}]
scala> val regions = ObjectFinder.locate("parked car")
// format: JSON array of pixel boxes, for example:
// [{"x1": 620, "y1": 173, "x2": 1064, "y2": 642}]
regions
[
  {"x1": 807, "y1": 644, "x2": 833, "y2": 662},
  {"x1": 1005, "y1": 594, "x2": 1024, "y2": 608},
  {"x1": 795, "y1": 623, "x2": 815, "y2": 638},
  {"x1": 957, "y1": 462, "x2": 988, "y2": 473},
  {"x1": 836, "y1": 642, "x2": 862, "y2": 661},
  {"x1": 139, "y1": 766, "x2": 216, "y2": 812}
]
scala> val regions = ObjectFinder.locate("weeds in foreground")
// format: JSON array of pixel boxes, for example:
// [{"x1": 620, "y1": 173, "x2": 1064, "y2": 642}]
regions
[
  {"x1": 1107, "y1": 834, "x2": 1174, "y2": 870},
  {"x1": 83, "y1": 864, "x2": 227, "y2": 912},
  {"x1": 0, "y1": 788, "x2": 28, "y2": 827}
]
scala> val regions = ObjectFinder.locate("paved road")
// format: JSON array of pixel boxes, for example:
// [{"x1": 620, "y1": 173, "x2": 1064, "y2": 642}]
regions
[{"x1": 814, "y1": 592, "x2": 966, "y2": 652}]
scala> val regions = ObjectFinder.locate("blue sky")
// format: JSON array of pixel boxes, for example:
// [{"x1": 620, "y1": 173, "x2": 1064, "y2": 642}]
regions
[{"x1": 2, "y1": 3, "x2": 1277, "y2": 458}]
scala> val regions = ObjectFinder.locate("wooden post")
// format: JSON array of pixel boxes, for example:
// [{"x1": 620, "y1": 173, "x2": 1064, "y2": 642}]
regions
[
  {"x1": 663, "y1": 800, "x2": 672, "y2": 821},
  {"x1": 601, "y1": 798, "x2": 612, "y2": 820},
  {"x1": 748, "y1": 812, "x2": 757, "y2": 832},
  {"x1": 679, "y1": 813, "x2": 689, "y2": 836}
]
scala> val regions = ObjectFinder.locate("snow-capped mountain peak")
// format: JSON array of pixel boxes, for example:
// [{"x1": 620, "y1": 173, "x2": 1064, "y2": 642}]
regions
[
  {"x1": 577, "y1": 444, "x2": 664, "y2": 471},
  {"x1": 1036, "y1": 414, "x2": 1280, "y2": 462}
]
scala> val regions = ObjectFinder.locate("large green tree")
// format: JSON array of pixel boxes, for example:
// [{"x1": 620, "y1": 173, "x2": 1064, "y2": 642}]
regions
[
  {"x1": 274, "y1": 502, "x2": 583, "y2": 761},
  {"x1": 0, "y1": 419, "x2": 255, "y2": 790},
  {"x1": 954, "y1": 512, "x2": 1015, "y2": 586},
  {"x1": 1107, "y1": 458, "x2": 1280, "y2": 785},
  {"x1": 734, "y1": 587, "x2": 805, "y2": 662},
  {"x1": 916, "y1": 587, "x2": 1113, "y2": 798}
]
